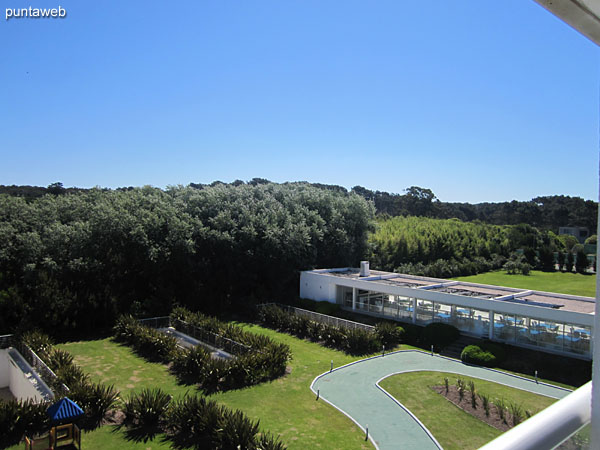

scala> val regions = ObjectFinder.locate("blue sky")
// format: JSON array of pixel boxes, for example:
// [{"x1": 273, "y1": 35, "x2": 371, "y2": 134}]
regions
[{"x1": 1, "y1": 1, "x2": 598, "y2": 203}]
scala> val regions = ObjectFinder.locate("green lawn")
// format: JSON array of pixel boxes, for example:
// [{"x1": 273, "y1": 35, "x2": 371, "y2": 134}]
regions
[
  {"x1": 453, "y1": 270, "x2": 595, "y2": 297},
  {"x1": 379, "y1": 371, "x2": 557, "y2": 450},
  {"x1": 56, "y1": 326, "x2": 375, "y2": 450}
]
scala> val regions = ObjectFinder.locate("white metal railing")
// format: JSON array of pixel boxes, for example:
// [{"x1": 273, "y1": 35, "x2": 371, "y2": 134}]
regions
[
  {"x1": 479, "y1": 381, "x2": 591, "y2": 450},
  {"x1": 139, "y1": 316, "x2": 253, "y2": 356}
]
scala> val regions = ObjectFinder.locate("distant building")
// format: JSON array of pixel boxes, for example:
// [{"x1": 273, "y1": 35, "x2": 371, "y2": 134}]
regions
[
  {"x1": 559, "y1": 226, "x2": 590, "y2": 244},
  {"x1": 300, "y1": 263, "x2": 593, "y2": 359}
]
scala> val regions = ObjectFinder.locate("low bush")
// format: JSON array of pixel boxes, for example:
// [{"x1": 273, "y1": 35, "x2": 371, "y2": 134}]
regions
[
  {"x1": 70, "y1": 382, "x2": 119, "y2": 428},
  {"x1": 123, "y1": 388, "x2": 172, "y2": 429},
  {"x1": 344, "y1": 328, "x2": 380, "y2": 355},
  {"x1": 461, "y1": 345, "x2": 496, "y2": 367},
  {"x1": 375, "y1": 322, "x2": 405, "y2": 348},
  {"x1": 0, "y1": 399, "x2": 49, "y2": 448},
  {"x1": 421, "y1": 323, "x2": 459, "y2": 350},
  {"x1": 164, "y1": 394, "x2": 287, "y2": 450}
]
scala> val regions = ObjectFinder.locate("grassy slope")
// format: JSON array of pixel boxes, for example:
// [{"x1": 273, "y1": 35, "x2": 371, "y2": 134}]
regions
[
  {"x1": 57, "y1": 326, "x2": 373, "y2": 450},
  {"x1": 453, "y1": 270, "x2": 595, "y2": 297},
  {"x1": 379, "y1": 371, "x2": 557, "y2": 450}
]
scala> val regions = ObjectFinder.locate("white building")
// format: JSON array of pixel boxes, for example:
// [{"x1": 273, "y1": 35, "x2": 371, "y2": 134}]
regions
[{"x1": 300, "y1": 263, "x2": 594, "y2": 359}]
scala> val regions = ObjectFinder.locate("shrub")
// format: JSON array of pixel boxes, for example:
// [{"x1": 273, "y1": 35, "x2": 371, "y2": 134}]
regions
[
  {"x1": 480, "y1": 393, "x2": 490, "y2": 417},
  {"x1": 165, "y1": 394, "x2": 287, "y2": 449},
  {"x1": 123, "y1": 388, "x2": 172, "y2": 429},
  {"x1": 344, "y1": 328, "x2": 380, "y2": 355},
  {"x1": 166, "y1": 395, "x2": 224, "y2": 447},
  {"x1": 481, "y1": 341, "x2": 507, "y2": 364},
  {"x1": 461, "y1": 345, "x2": 497, "y2": 367},
  {"x1": 0, "y1": 399, "x2": 49, "y2": 448},
  {"x1": 509, "y1": 401, "x2": 524, "y2": 426},
  {"x1": 421, "y1": 323, "x2": 459, "y2": 350},
  {"x1": 375, "y1": 322, "x2": 405, "y2": 348},
  {"x1": 20, "y1": 330, "x2": 53, "y2": 359},
  {"x1": 70, "y1": 382, "x2": 119, "y2": 428},
  {"x1": 495, "y1": 398, "x2": 507, "y2": 423}
]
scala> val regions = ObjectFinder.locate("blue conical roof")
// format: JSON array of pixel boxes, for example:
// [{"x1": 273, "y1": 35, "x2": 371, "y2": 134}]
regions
[{"x1": 46, "y1": 397, "x2": 84, "y2": 423}]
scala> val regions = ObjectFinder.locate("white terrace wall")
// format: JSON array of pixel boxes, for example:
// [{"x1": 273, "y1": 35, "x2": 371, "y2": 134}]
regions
[
  {"x1": 0, "y1": 348, "x2": 48, "y2": 402},
  {"x1": 0, "y1": 349, "x2": 9, "y2": 387},
  {"x1": 300, "y1": 270, "x2": 338, "y2": 302}
]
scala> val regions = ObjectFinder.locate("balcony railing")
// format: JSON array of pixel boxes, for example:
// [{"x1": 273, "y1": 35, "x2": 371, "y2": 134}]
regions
[{"x1": 479, "y1": 381, "x2": 591, "y2": 450}]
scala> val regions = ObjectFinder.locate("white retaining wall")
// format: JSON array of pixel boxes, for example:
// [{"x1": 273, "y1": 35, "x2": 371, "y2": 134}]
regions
[
  {"x1": 0, "y1": 349, "x2": 9, "y2": 387},
  {"x1": 299, "y1": 270, "x2": 338, "y2": 302},
  {"x1": 0, "y1": 348, "x2": 50, "y2": 402}
]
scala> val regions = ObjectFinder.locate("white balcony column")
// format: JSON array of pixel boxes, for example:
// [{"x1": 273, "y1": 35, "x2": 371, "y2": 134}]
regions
[
  {"x1": 489, "y1": 311, "x2": 494, "y2": 340},
  {"x1": 592, "y1": 206, "x2": 600, "y2": 449},
  {"x1": 352, "y1": 287, "x2": 357, "y2": 310},
  {"x1": 412, "y1": 297, "x2": 417, "y2": 324}
]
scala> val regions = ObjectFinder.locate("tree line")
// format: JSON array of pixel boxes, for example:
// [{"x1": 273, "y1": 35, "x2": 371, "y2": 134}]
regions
[
  {"x1": 350, "y1": 185, "x2": 597, "y2": 233},
  {"x1": 2, "y1": 181, "x2": 595, "y2": 232},
  {"x1": 0, "y1": 182, "x2": 374, "y2": 334},
  {"x1": 369, "y1": 216, "x2": 590, "y2": 278}
]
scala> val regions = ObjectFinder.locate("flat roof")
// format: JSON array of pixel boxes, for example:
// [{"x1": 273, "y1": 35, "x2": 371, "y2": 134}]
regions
[{"x1": 310, "y1": 268, "x2": 596, "y2": 314}]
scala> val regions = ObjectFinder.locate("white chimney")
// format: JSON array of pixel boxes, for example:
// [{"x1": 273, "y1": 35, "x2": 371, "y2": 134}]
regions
[{"x1": 359, "y1": 261, "x2": 370, "y2": 277}]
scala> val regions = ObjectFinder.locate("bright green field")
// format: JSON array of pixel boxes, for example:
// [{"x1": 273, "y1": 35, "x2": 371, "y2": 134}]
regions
[
  {"x1": 453, "y1": 270, "x2": 595, "y2": 297},
  {"x1": 379, "y1": 371, "x2": 557, "y2": 450},
  {"x1": 53, "y1": 325, "x2": 375, "y2": 450}
]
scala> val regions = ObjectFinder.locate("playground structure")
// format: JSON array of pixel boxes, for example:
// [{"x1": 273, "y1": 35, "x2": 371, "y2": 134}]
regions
[{"x1": 24, "y1": 397, "x2": 83, "y2": 450}]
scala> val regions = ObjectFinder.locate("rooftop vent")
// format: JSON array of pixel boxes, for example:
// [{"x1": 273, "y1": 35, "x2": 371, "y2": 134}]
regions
[{"x1": 359, "y1": 261, "x2": 370, "y2": 277}]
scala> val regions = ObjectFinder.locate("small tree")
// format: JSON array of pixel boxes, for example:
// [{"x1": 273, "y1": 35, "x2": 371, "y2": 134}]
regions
[
  {"x1": 538, "y1": 246, "x2": 555, "y2": 272},
  {"x1": 557, "y1": 252, "x2": 565, "y2": 271},
  {"x1": 575, "y1": 250, "x2": 589, "y2": 274},
  {"x1": 566, "y1": 252, "x2": 574, "y2": 272}
]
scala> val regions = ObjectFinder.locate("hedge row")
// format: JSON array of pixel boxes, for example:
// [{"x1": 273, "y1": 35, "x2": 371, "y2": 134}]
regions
[
  {"x1": 113, "y1": 315, "x2": 178, "y2": 362},
  {"x1": 122, "y1": 388, "x2": 286, "y2": 450},
  {"x1": 113, "y1": 310, "x2": 291, "y2": 392},
  {"x1": 257, "y1": 305, "x2": 404, "y2": 355}
]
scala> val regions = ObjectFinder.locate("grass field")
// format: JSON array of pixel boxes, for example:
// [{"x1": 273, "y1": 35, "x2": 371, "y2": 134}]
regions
[
  {"x1": 379, "y1": 371, "x2": 557, "y2": 450},
  {"x1": 56, "y1": 325, "x2": 374, "y2": 450},
  {"x1": 453, "y1": 270, "x2": 595, "y2": 297}
]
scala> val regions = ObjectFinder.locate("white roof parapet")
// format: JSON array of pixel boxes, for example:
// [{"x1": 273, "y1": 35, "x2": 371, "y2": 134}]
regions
[
  {"x1": 361, "y1": 274, "x2": 403, "y2": 282},
  {"x1": 417, "y1": 281, "x2": 460, "y2": 290},
  {"x1": 494, "y1": 290, "x2": 534, "y2": 301}
]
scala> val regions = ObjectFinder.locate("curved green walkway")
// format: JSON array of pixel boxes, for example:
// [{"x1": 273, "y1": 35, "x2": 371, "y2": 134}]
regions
[{"x1": 311, "y1": 350, "x2": 570, "y2": 450}]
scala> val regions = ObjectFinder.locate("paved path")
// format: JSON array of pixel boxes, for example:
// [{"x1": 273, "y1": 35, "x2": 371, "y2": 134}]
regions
[{"x1": 311, "y1": 350, "x2": 571, "y2": 450}]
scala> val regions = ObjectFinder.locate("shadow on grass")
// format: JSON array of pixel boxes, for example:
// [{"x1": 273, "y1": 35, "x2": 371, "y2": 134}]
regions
[{"x1": 113, "y1": 422, "x2": 166, "y2": 444}]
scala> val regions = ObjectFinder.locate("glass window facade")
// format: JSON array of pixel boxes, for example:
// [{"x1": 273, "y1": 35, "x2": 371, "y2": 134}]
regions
[{"x1": 336, "y1": 286, "x2": 591, "y2": 358}]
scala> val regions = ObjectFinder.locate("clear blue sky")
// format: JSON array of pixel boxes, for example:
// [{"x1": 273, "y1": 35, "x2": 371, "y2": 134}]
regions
[{"x1": 1, "y1": 0, "x2": 598, "y2": 203}]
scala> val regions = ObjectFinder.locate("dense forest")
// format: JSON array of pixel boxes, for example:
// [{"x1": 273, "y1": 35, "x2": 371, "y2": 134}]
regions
[
  {"x1": 2, "y1": 182, "x2": 596, "y2": 233},
  {"x1": 0, "y1": 182, "x2": 374, "y2": 334},
  {"x1": 0, "y1": 180, "x2": 595, "y2": 335}
]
